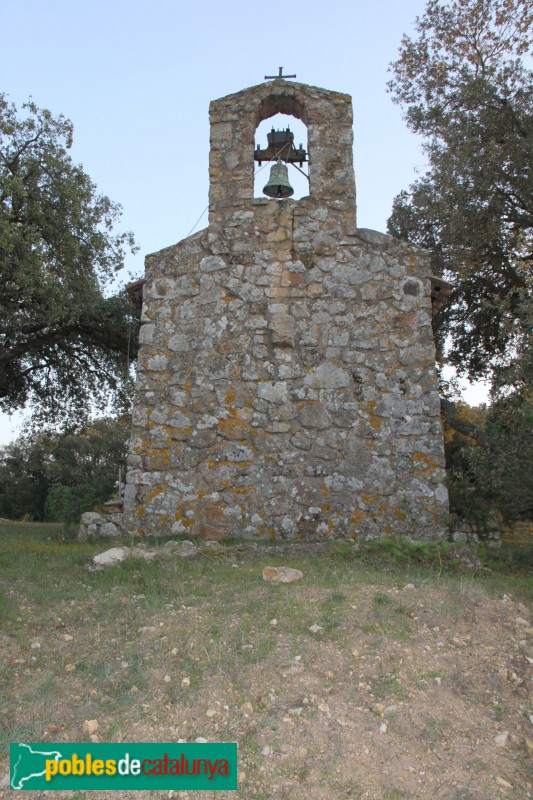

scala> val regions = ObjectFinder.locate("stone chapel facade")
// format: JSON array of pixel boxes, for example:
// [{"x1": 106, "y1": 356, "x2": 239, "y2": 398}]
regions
[{"x1": 124, "y1": 78, "x2": 449, "y2": 541}]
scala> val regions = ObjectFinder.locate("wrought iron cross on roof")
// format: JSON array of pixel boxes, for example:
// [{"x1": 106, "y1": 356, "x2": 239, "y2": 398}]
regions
[{"x1": 265, "y1": 67, "x2": 296, "y2": 80}]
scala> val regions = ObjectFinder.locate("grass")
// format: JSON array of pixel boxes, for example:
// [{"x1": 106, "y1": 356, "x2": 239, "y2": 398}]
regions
[
  {"x1": 1, "y1": 524, "x2": 530, "y2": 667},
  {"x1": 0, "y1": 522, "x2": 531, "y2": 797},
  {"x1": 423, "y1": 716, "x2": 450, "y2": 742}
]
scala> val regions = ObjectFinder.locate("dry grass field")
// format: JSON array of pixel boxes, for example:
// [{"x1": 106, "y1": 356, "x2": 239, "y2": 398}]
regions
[{"x1": 0, "y1": 523, "x2": 532, "y2": 799}]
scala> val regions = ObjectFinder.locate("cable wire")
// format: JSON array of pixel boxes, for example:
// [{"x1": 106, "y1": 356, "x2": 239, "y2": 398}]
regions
[{"x1": 185, "y1": 204, "x2": 210, "y2": 238}]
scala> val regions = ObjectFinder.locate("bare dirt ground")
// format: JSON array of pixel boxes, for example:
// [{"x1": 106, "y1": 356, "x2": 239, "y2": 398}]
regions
[{"x1": 0, "y1": 530, "x2": 531, "y2": 799}]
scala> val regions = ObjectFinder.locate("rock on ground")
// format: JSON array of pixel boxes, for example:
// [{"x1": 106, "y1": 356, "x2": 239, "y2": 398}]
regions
[
  {"x1": 92, "y1": 547, "x2": 130, "y2": 566},
  {"x1": 263, "y1": 566, "x2": 304, "y2": 583}
]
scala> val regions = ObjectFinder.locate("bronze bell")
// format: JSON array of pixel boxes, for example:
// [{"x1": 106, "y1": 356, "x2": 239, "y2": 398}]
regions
[{"x1": 263, "y1": 159, "x2": 294, "y2": 198}]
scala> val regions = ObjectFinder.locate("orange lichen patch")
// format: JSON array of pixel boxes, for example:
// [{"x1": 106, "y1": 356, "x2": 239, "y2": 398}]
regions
[
  {"x1": 394, "y1": 508, "x2": 407, "y2": 521},
  {"x1": 361, "y1": 493, "x2": 380, "y2": 506},
  {"x1": 321, "y1": 503, "x2": 331, "y2": 512},
  {"x1": 349, "y1": 508, "x2": 365, "y2": 525},
  {"x1": 184, "y1": 378, "x2": 192, "y2": 392},
  {"x1": 165, "y1": 423, "x2": 194, "y2": 437},
  {"x1": 145, "y1": 448, "x2": 170, "y2": 470},
  {"x1": 217, "y1": 417, "x2": 251, "y2": 440},
  {"x1": 383, "y1": 525, "x2": 393, "y2": 535},
  {"x1": 225, "y1": 386, "x2": 236, "y2": 405},
  {"x1": 268, "y1": 528, "x2": 276, "y2": 539},
  {"x1": 332, "y1": 91, "x2": 350, "y2": 102},
  {"x1": 228, "y1": 486, "x2": 256, "y2": 495},
  {"x1": 174, "y1": 508, "x2": 194, "y2": 527},
  {"x1": 368, "y1": 414, "x2": 381, "y2": 431},
  {"x1": 176, "y1": 517, "x2": 194, "y2": 528},
  {"x1": 222, "y1": 294, "x2": 238, "y2": 302},
  {"x1": 206, "y1": 459, "x2": 254, "y2": 469},
  {"x1": 145, "y1": 486, "x2": 166, "y2": 504},
  {"x1": 135, "y1": 507, "x2": 145, "y2": 517},
  {"x1": 413, "y1": 452, "x2": 436, "y2": 465},
  {"x1": 361, "y1": 401, "x2": 382, "y2": 432}
]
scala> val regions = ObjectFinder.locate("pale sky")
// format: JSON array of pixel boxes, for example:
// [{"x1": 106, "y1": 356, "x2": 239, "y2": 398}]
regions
[{"x1": 0, "y1": 0, "x2": 488, "y2": 445}]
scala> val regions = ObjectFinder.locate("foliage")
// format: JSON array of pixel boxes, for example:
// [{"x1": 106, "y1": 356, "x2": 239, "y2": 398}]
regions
[
  {"x1": 0, "y1": 94, "x2": 140, "y2": 425},
  {"x1": 467, "y1": 393, "x2": 533, "y2": 521},
  {"x1": 0, "y1": 434, "x2": 50, "y2": 521},
  {"x1": 443, "y1": 402, "x2": 493, "y2": 527},
  {"x1": 387, "y1": 0, "x2": 533, "y2": 384},
  {"x1": 0, "y1": 416, "x2": 130, "y2": 523},
  {"x1": 388, "y1": 0, "x2": 533, "y2": 528},
  {"x1": 444, "y1": 395, "x2": 533, "y2": 526}
]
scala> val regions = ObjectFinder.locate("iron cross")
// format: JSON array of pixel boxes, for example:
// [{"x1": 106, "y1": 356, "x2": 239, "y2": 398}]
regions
[{"x1": 265, "y1": 67, "x2": 296, "y2": 80}]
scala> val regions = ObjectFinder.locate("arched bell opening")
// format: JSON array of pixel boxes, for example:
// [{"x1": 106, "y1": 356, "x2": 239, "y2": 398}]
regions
[{"x1": 253, "y1": 113, "x2": 309, "y2": 201}]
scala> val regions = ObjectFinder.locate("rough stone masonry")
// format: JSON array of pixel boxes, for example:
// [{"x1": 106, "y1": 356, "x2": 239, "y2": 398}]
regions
[{"x1": 124, "y1": 78, "x2": 449, "y2": 541}]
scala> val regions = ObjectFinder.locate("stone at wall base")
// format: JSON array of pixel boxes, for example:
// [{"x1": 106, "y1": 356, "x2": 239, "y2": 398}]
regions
[
  {"x1": 450, "y1": 527, "x2": 501, "y2": 547},
  {"x1": 78, "y1": 511, "x2": 125, "y2": 541}
]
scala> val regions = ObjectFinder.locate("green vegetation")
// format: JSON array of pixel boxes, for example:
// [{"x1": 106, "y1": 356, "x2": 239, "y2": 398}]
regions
[
  {"x1": 0, "y1": 94, "x2": 139, "y2": 426},
  {"x1": 0, "y1": 522, "x2": 530, "y2": 795},
  {"x1": 388, "y1": 0, "x2": 532, "y2": 387},
  {"x1": 0, "y1": 416, "x2": 129, "y2": 525},
  {"x1": 445, "y1": 398, "x2": 533, "y2": 528},
  {"x1": 388, "y1": 0, "x2": 533, "y2": 528},
  {"x1": 0, "y1": 523, "x2": 530, "y2": 631}
]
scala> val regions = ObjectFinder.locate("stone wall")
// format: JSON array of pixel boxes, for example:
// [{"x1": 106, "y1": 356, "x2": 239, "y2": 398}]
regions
[
  {"x1": 124, "y1": 79, "x2": 448, "y2": 540},
  {"x1": 78, "y1": 511, "x2": 124, "y2": 540}
]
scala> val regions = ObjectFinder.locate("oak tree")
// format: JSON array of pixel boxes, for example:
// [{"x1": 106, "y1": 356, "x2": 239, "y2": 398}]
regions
[
  {"x1": 0, "y1": 95, "x2": 139, "y2": 425},
  {"x1": 388, "y1": 0, "x2": 532, "y2": 385},
  {"x1": 388, "y1": 0, "x2": 533, "y2": 523}
]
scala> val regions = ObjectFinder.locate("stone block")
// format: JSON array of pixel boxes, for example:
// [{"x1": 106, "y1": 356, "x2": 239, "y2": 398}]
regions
[
  {"x1": 304, "y1": 363, "x2": 350, "y2": 389},
  {"x1": 195, "y1": 503, "x2": 235, "y2": 540}
]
